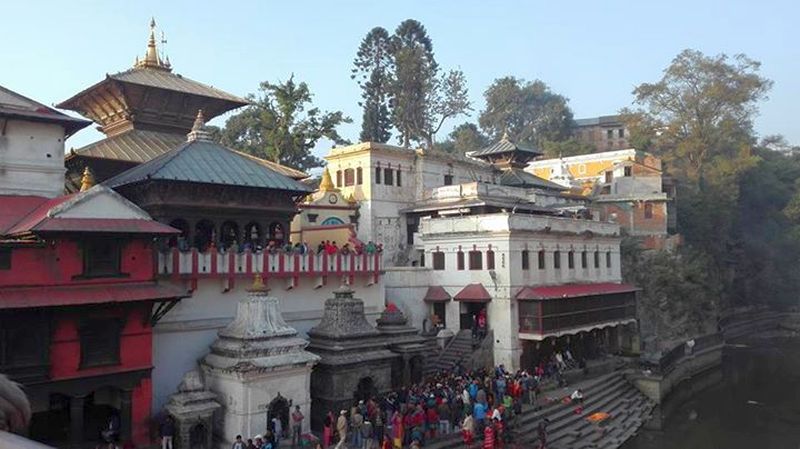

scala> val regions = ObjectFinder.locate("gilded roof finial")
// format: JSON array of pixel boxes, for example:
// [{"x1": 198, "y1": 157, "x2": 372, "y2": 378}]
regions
[
  {"x1": 80, "y1": 167, "x2": 96, "y2": 192},
  {"x1": 186, "y1": 109, "x2": 212, "y2": 142},
  {"x1": 248, "y1": 272, "x2": 269, "y2": 294},
  {"x1": 319, "y1": 167, "x2": 336, "y2": 192},
  {"x1": 134, "y1": 18, "x2": 171, "y2": 71},
  {"x1": 501, "y1": 127, "x2": 510, "y2": 141}
]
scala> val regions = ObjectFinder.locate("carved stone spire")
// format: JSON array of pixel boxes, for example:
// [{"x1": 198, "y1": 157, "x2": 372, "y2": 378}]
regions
[
  {"x1": 79, "y1": 167, "x2": 95, "y2": 192},
  {"x1": 186, "y1": 109, "x2": 212, "y2": 142}
]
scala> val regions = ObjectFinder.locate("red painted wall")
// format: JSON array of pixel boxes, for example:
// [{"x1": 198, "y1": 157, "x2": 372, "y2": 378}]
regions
[{"x1": 0, "y1": 237, "x2": 155, "y2": 287}]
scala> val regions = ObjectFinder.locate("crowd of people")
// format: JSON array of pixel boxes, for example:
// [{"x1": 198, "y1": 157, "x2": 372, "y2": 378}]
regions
[{"x1": 169, "y1": 235, "x2": 384, "y2": 257}]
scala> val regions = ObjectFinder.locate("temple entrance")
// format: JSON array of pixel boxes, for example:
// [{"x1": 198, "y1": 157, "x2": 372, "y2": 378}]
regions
[
  {"x1": 459, "y1": 302, "x2": 487, "y2": 334},
  {"x1": 354, "y1": 377, "x2": 377, "y2": 402},
  {"x1": 28, "y1": 388, "x2": 124, "y2": 446},
  {"x1": 267, "y1": 395, "x2": 290, "y2": 439},
  {"x1": 409, "y1": 356, "x2": 424, "y2": 384},
  {"x1": 190, "y1": 422, "x2": 207, "y2": 449}
]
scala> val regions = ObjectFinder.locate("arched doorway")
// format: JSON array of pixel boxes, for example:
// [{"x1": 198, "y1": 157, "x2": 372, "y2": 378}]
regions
[
  {"x1": 354, "y1": 377, "x2": 377, "y2": 402},
  {"x1": 268, "y1": 222, "x2": 285, "y2": 244},
  {"x1": 190, "y1": 422, "x2": 207, "y2": 449},
  {"x1": 194, "y1": 220, "x2": 216, "y2": 251},
  {"x1": 220, "y1": 221, "x2": 240, "y2": 251},
  {"x1": 168, "y1": 219, "x2": 190, "y2": 249},
  {"x1": 244, "y1": 222, "x2": 262, "y2": 249},
  {"x1": 267, "y1": 395, "x2": 290, "y2": 440}
]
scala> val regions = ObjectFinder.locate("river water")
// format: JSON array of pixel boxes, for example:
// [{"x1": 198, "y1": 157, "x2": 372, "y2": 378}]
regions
[{"x1": 623, "y1": 336, "x2": 800, "y2": 449}]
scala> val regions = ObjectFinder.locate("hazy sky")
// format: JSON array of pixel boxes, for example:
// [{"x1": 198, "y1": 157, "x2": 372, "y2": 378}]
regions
[{"x1": 2, "y1": 0, "x2": 797, "y2": 161}]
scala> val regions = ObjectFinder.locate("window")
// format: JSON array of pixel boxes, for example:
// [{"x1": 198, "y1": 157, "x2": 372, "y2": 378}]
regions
[
  {"x1": 83, "y1": 240, "x2": 122, "y2": 277},
  {"x1": 336, "y1": 170, "x2": 343, "y2": 187},
  {"x1": 594, "y1": 251, "x2": 600, "y2": 268},
  {"x1": 444, "y1": 174, "x2": 454, "y2": 186},
  {"x1": 538, "y1": 250, "x2": 546, "y2": 270},
  {"x1": 0, "y1": 312, "x2": 50, "y2": 381},
  {"x1": 0, "y1": 248, "x2": 10, "y2": 270},
  {"x1": 433, "y1": 302, "x2": 446, "y2": 328},
  {"x1": 356, "y1": 167, "x2": 363, "y2": 185},
  {"x1": 568, "y1": 251, "x2": 574, "y2": 269},
  {"x1": 79, "y1": 319, "x2": 122, "y2": 368},
  {"x1": 521, "y1": 250, "x2": 530, "y2": 270},
  {"x1": 486, "y1": 250, "x2": 495, "y2": 270},
  {"x1": 384, "y1": 168, "x2": 394, "y2": 185},
  {"x1": 468, "y1": 250, "x2": 482, "y2": 270},
  {"x1": 581, "y1": 251, "x2": 587, "y2": 269},
  {"x1": 307, "y1": 214, "x2": 318, "y2": 223},
  {"x1": 344, "y1": 168, "x2": 355, "y2": 186},
  {"x1": 606, "y1": 251, "x2": 612, "y2": 268},
  {"x1": 618, "y1": 128, "x2": 625, "y2": 138},
  {"x1": 607, "y1": 129, "x2": 613, "y2": 139},
  {"x1": 456, "y1": 250, "x2": 465, "y2": 270},
  {"x1": 396, "y1": 169, "x2": 402, "y2": 186},
  {"x1": 605, "y1": 171, "x2": 613, "y2": 183},
  {"x1": 644, "y1": 202, "x2": 653, "y2": 219},
  {"x1": 433, "y1": 252, "x2": 445, "y2": 270},
  {"x1": 553, "y1": 251, "x2": 561, "y2": 269},
  {"x1": 624, "y1": 166, "x2": 632, "y2": 177},
  {"x1": 418, "y1": 250, "x2": 425, "y2": 267},
  {"x1": 578, "y1": 164, "x2": 586, "y2": 175},
  {"x1": 375, "y1": 166, "x2": 381, "y2": 184}
]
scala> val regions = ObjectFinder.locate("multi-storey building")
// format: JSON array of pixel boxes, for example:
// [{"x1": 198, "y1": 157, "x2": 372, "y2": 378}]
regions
[{"x1": 572, "y1": 115, "x2": 630, "y2": 151}]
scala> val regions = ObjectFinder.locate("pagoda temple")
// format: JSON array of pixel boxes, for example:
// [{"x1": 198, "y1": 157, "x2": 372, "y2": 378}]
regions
[
  {"x1": 58, "y1": 19, "x2": 306, "y2": 192},
  {"x1": 468, "y1": 132, "x2": 565, "y2": 190}
]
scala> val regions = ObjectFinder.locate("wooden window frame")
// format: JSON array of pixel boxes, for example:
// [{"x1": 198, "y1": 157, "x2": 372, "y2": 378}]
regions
[
  {"x1": 553, "y1": 251, "x2": 561, "y2": 269},
  {"x1": 486, "y1": 250, "x2": 495, "y2": 270},
  {"x1": 521, "y1": 250, "x2": 530, "y2": 270},
  {"x1": 538, "y1": 250, "x2": 546, "y2": 270},
  {"x1": 456, "y1": 250, "x2": 465, "y2": 271},
  {"x1": 468, "y1": 250, "x2": 482, "y2": 270},
  {"x1": 432, "y1": 252, "x2": 445, "y2": 270}
]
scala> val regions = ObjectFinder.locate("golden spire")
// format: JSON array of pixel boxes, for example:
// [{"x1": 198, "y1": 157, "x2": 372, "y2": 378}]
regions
[
  {"x1": 79, "y1": 167, "x2": 95, "y2": 192},
  {"x1": 134, "y1": 18, "x2": 171, "y2": 71},
  {"x1": 248, "y1": 272, "x2": 269, "y2": 293},
  {"x1": 319, "y1": 167, "x2": 336, "y2": 192}
]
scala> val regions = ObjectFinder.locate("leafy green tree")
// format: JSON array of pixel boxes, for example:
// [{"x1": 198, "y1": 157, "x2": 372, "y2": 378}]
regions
[
  {"x1": 422, "y1": 69, "x2": 471, "y2": 149},
  {"x1": 437, "y1": 122, "x2": 488, "y2": 154},
  {"x1": 352, "y1": 27, "x2": 393, "y2": 143},
  {"x1": 220, "y1": 76, "x2": 351, "y2": 172},
  {"x1": 479, "y1": 77, "x2": 573, "y2": 148},
  {"x1": 540, "y1": 139, "x2": 595, "y2": 158},
  {"x1": 389, "y1": 19, "x2": 438, "y2": 147}
]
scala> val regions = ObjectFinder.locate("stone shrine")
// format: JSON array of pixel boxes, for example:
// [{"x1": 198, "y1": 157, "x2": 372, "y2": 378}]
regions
[
  {"x1": 201, "y1": 275, "x2": 319, "y2": 447},
  {"x1": 375, "y1": 304, "x2": 432, "y2": 387},
  {"x1": 307, "y1": 285, "x2": 397, "y2": 430},
  {"x1": 165, "y1": 370, "x2": 221, "y2": 449}
]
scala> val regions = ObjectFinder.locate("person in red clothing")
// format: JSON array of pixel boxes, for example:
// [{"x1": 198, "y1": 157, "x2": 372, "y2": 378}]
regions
[
  {"x1": 494, "y1": 418, "x2": 504, "y2": 448},
  {"x1": 426, "y1": 405, "x2": 439, "y2": 439},
  {"x1": 482, "y1": 421, "x2": 495, "y2": 449}
]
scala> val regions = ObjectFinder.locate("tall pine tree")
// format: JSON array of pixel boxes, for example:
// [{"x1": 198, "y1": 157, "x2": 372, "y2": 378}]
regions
[{"x1": 352, "y1": 27, "x2": 393, "y2": 143}]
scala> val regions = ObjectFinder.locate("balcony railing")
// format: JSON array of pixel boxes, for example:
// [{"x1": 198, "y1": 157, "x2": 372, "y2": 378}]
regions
[{"x1": 158, "y1": 248, "x2": 382, "y2": 290}]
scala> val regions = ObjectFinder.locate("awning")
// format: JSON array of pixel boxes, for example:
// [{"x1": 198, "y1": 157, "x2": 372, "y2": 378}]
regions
[
  {"x1": 0, "y1": 281, "x2": 188, "y2": 309},
  {"x1": 454, "y1": 283, "x2": 492, "y2": 303},
  {"x1": 423, "y1": 286, "x2": 451, "y2": 303},
  {"x1": 516, "y1": 282, "x2": 638, "y2": 301}
]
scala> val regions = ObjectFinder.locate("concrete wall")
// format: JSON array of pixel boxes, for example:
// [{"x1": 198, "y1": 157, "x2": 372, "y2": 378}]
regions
[
  {"x1": 384, "y1": 267, "x2": 433, "y2": 332},
  {"x1": 0, "y1": 119, "x2": 66, "y2": 198},
  {"x1": 151, "y1": 276, "x2": 385, "y2": 412}
]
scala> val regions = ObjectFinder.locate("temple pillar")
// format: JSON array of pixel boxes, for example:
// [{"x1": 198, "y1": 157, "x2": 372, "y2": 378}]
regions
[
  {"x1": 70, "y1": 394, "x2": 86, "y2": 443},
  {"x1": 120, "y1": 388, "x2": 133, "y2": 441}
]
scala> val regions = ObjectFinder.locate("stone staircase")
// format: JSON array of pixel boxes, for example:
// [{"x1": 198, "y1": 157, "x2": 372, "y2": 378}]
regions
[
  {"x1": 424, "y1": 371, "x2": 654, "y2": 449},
  {"x1": 424, "y1": 330, "x2": 475, "y2": 376}
]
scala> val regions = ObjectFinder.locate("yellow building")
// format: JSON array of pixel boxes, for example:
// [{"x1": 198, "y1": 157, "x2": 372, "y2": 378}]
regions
[{"x1": 290, "y1": 168, "x2": 359, "y2": 248}]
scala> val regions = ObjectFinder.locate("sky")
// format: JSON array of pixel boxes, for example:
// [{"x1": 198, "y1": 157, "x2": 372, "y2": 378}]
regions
[{"x1": 2, "y1": 0, "x2": 798, "y2": 164}]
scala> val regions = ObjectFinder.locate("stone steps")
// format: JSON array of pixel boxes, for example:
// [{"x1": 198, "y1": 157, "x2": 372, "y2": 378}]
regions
[{"x1": 424, "y1": 331, "x2": 474, "y2": 375}]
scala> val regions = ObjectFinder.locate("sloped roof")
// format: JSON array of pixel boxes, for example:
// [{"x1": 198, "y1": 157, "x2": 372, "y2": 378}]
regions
[
  {"x1": 516, "y1": 282, "x2": 638, "y2": 300},
  {"x1": 454, "y1": 283, "x2": 492, "y2": 303},
  {"x1": 423, "y1": 286, "x2": 451, "y2": 302},
  {"x1": 0, "y1": 281, "x2": 187, "y2": 309},
  {"x1": 104, "y1": 139, "x2": 313, "y2": 193},
  {"x1": 470, "y1": 137, "x2": 542, "y2": 159},
  {"x1": 67, "y1": 129, "x2": 186, "y2": 163},
  {"x1": 58, "y1": 67, "x2": 248, "y2": 110},
  {"x1": 0, "y1": 84, "x2": 89, "y2": 136},
  {"x1": 499, "y1": 168, "x2": 567, "y2": 191}
]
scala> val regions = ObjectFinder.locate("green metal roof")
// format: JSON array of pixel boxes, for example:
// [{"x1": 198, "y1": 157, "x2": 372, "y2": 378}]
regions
[{"x1": 104, "y1": 138, "x2": 312, "y2": 193}]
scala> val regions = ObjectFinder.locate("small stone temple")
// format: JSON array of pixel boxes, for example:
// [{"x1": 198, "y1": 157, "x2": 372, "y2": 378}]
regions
[
  {"x1": 375, "y1": 304, "x2": 432, "y2": 387},
  {"x1": 307, "y1": 285, "x2": 396, "y2": 430},
  {"x1": 201, "y1": 275, "x2": 319, "y2": 447},
  {"x1": 165, "y1": 370, "x2": 220, "y2": 449}
]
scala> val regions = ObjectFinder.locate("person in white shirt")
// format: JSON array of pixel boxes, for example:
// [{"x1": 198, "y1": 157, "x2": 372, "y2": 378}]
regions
[{"x1": 570, "y1": 389, "x2": 584, "y2": 404}]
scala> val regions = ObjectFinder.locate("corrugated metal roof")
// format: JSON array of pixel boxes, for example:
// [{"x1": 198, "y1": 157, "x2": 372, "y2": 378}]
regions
[
  {"x1": 516, "y1": 282, "x2": 639, "y2": 300},
  {"x1": 499, "y1": 168, "x2": 566, "y2": 191},
  {"x1": 111, "y1": 68, "x2": 248, "y2": 103},
  {"x1": 68, "y1": 129, "x2": 186, "y2": 163},
  {"x1": 29, "y1": 218, "x2": 178, "y2": 235},
  {"x1": 105, "y1": 139, "x2": 313, "y2": 193},
  {"x1": 470, "y1": 138, "x2": 541, "y2": 158}
]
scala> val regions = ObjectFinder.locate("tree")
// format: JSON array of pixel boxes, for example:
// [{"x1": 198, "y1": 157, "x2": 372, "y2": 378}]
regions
[
  {"x1": 220, "y1": 76, "x2": 351, "y2": 172},
  {"x1": 629, "y1": 49, "x2": 772, "y2": 186},
  {"x1": 421, "y1": 69, "x2": 472, "y2": 149},
  {"x1": 479, "y1": 77, "x2": 573, "y2": 148},
  {"x1": 352, "y1": 27, "x2": 393, "y2": 143},
  {"x1": 437, "y1": 122, "x2": 488, "y2": 154},
  {"x1": 389, "y1": 19, "x2": 438, "y2": 147}
]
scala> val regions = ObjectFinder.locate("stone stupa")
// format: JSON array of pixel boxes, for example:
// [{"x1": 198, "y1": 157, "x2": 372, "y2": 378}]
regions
[
  {"x1": 375, "y1": 303, "x2": 432, "y2": 386},
  {"x1": 201, "y1": 274, "x2": 319, "y2": 447},
  {"x1": 306, "y1": 282, "x2": 397, "y2": 430}
]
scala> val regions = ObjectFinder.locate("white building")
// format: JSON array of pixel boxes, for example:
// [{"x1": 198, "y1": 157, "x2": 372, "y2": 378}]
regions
[{"x1": 0, "y1": 85, "x2": 88, "y2": 197}]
